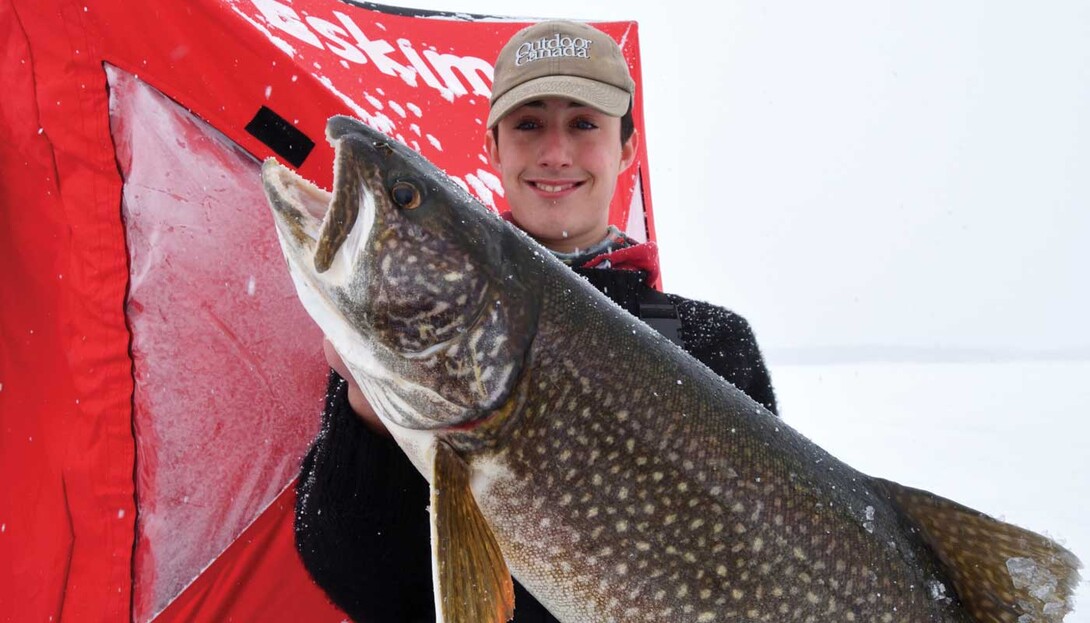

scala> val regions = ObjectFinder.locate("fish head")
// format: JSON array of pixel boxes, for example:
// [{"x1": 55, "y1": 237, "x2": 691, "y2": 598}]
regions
[{"x1": 262, "y1": 115, "x2": 542, "y2": 431}]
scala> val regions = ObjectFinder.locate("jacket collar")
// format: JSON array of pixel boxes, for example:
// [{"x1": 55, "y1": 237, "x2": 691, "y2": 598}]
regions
[{"x1": 500, "y1": 211, "x2": 660, "y2": 286}]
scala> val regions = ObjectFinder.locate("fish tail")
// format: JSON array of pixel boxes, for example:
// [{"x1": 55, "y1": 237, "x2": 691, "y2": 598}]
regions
[{"x1": 877, "y1": 478, "x2": 1081, "y2": 623}]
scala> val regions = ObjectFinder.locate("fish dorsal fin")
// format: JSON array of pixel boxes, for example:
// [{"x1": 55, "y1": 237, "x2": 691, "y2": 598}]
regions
[
  {"x1": 431, "y1": 440, "x2": 515, "y2": 623},
  {"x1": 878, "y1": 478, "x2": 1081, "y2": 622}
]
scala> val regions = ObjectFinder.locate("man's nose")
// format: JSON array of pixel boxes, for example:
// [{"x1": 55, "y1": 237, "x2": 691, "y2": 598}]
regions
[{"x1": 537, "y1": 127, "x2": 573, "y2": 168}]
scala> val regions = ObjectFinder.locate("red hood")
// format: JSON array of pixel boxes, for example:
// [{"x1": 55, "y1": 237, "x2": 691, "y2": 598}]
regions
[{"x1": 582, "y1": 240, "x2": 660, "y2": 286}]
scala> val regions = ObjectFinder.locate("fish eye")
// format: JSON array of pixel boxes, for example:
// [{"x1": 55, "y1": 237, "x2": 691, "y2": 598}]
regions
[{"x1": 390, "y1": 182, "x2": 421, "y2": 210}]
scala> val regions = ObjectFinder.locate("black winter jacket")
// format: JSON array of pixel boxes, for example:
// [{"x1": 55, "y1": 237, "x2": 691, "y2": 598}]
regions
[{"x1": 294, "y1": 264, "x2": 777, "y2": 622}]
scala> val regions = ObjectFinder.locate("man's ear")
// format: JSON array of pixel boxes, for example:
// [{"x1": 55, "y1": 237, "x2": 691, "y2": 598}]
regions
[
  {"x1": 485, "y1": 129, "x2": 501, "y2": 171},
  {"x1": 619, "y1": 128, "x2": 639, "y2": 173}
]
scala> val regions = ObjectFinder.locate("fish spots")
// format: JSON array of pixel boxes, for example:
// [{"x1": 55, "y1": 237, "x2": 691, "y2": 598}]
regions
[
  {"x1": 489, "y1": 335, "x2": 508, "y2": 358},
  {"x1": 749, "y1": 500, "x2": 764, "y2": 522},
  {"x1": 468, "y1": 327, "x2": 485, "y2": 352},
  {"x1": 475, "y1": 323, "x2": 975, "y2": 623}
]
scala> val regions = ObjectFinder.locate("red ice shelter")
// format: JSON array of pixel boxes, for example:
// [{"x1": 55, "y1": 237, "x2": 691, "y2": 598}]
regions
[{"x1": 0, "y1": 1, "x2": 656, "y2": 620}]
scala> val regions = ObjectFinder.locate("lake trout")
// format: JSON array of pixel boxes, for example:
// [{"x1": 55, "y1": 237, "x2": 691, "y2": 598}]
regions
[{"x1": 261, "y1": 115, "x2": 1081, "y2": 623}]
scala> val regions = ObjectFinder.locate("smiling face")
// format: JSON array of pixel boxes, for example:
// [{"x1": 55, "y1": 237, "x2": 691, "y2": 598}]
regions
[{"x1": 486, "y1": 98, "x2": 638, "y2": 253}]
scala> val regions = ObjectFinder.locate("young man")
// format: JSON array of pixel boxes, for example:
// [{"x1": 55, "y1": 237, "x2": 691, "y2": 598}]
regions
[{"x1": 295, "y1": 20, "x2": 777, "y2": 622}]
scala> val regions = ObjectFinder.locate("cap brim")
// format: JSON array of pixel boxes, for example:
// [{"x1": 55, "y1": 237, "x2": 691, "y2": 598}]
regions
[{"x1": 487, "y1": 75, "x2": 631, "y2": 128}]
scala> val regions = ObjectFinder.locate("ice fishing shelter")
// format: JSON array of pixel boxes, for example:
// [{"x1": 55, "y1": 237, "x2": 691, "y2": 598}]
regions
[{"x1": 0, "y1": 0, "x2": 655, "y2": 620}]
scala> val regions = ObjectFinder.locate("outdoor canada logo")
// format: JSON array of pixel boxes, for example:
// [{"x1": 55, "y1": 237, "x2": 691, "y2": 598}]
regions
[{"x1": 516, "y1": 33, "x2": 593, "y2": 66}]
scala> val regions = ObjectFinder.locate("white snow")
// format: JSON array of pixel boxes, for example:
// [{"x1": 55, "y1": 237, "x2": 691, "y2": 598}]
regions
[
  {"x1": 773, "y1": 360, "x2": 1089, "y2": 620},
  {"x1": 862, "y1": 505, "x2": 875, "y2": 534},
  {"x1": 1008, "y1": 556, "x2": 1067, "y2": 618},
  {"x1": 928, "y1": 579, "x2": 950, "y2": 603}
]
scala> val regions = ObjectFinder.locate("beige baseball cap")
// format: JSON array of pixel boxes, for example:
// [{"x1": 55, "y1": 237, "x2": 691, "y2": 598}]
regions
[{"x1": 487, "y1": 20, "x2": 635, "y2": 128}]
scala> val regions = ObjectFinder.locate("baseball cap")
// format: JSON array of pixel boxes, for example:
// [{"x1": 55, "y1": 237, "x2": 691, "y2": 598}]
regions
[{"x1": 487, "y1": 20, "x2": 636, "y2": 128}]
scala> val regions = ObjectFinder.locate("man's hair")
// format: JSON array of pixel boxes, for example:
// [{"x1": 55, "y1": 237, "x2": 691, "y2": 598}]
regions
[
  {"x1": 491, "y1": 102, "x2": 635, "y2": 147},
  {"x1": 619, "y1": 103, "x2": 635, "y2": 145}
]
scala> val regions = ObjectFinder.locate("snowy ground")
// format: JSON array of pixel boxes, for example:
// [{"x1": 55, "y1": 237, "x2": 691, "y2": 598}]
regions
[{"x1": 769, "y1": 358, "x2": 1090, "y2": 622}]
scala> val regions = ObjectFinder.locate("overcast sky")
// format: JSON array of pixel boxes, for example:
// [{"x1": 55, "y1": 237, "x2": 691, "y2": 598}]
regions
[{"x1": 381, "y1": 0, "x2": 1090, "y2": 363}]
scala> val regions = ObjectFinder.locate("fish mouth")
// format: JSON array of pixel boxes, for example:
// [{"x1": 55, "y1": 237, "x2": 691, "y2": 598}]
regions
[
  {"x1": 262, "y1": 120, "x2": 382, "y2": 278},
  {"x1": 261, "y1": 158, "x2": 331, "y2": 261}
]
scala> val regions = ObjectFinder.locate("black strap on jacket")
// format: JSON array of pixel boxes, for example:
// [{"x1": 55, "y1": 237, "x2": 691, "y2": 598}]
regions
[{"x1": 572, "y1": 267, "x2": 683, "y2": 347}]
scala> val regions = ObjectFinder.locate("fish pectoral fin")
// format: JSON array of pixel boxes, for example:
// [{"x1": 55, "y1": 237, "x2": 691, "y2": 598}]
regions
[
  {"x1": 431, "y1": 440, "x2": 515, "y2": 623},
  {"x1": 879, "y1": 478, "x2": 1082, "y2": 623}
]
